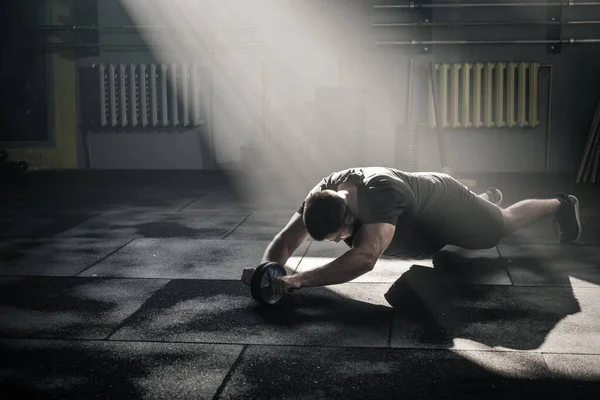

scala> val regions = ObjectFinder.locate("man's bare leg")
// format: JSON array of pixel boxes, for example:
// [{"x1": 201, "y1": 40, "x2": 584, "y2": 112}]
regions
[
  {"x1": 500, "y1": 194, "x2": 581, "y2": 243},
  {"x1": 501, "y1": 199, "x2": 560, "y2": 234},
  {"x1": 477, "y1": 186, "x2": 580, "y2": 242}
]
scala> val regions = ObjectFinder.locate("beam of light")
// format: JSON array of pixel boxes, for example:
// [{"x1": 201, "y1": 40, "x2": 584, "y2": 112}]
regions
[{"x1": 118, "y1": 0, "x2": 395, "y2": 207}]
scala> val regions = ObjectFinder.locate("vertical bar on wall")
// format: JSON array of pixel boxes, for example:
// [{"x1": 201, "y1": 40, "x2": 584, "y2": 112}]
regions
[
  {"x1": 161, "y1": 64, "x2": 168, "y2": 126},
  {"x1": 171, "y1": 64, "x2": 179, "y2": 126},
  {"x1": 140, "y1": 64, "x2": 148, "y2": 127},
  {"x1": 262, "y1": 61, "x2": 269, "y2": 137},
  {"x1": 518, "y1": 62, "x2": 529, "y2": 127},
  {"x1": 592, "y1": 145, "x2": 600, "y2": 183},
  {"x1": 204, "y1": 68, "x2": 216, "y2": 168},
  {"x1": 462, "y1": 63, "x2": 472, "y2": 128},
  {"x1": 404, "y1": 58, "x2": 415, "y2": 128},
  {"x1": 528, "y1": 62, "x2": 540, "y2": 127},
  {"x1": 450, "y1": 64, "x2": 461, "y2": 128},
  {"x1": 109, "y1": 64, "x2": 118, "y2": 127},
  {"x1": 428, "y1": 76, "x2": 436, "y2": 127},
  {"x1": 495, "y1": 63, "x2": 506, "y2": 128},
  {"x1": 182, "y1": 64, "x2": 190, "y2": 127},
  {"x1": 150, "y1": 64, "x2": 158, "y2": 126},
  {"x1": 546, "y1": 65, "x2": 554, "y2": 173},
  {"x1": 130, "y1": 63, "x2": 138, "y2": 127},
  {"x1": 193, "y1": 65, "x2": 202, "y2": 126},
  {"x1": 119, "y1": 64, "x2": 128, "y2": 127},
  {"x1": 428, "y1": 61, "x2": 449, "y2": 168},
  {"x1": 506, "y1": 63, "x2": 517, "y2": 128},
  {"x1": 473, "y1": 63, "x2": 483, "y2": 128},
  {"x1": 99, "y1": 64, "x2": 107, "y2": 127},
  {"x1": 440, "y1": 64, "x2": 449, "y2": 128},
  {"x1": 484, "y1": 63, "x2": 494, "y2": 128},
  {"x1": 404, "y1": 58, "x2": 416, "y2": 170}
]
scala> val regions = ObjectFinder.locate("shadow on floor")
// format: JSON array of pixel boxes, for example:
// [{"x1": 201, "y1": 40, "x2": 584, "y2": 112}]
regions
[{"x1": 385, "y1": 261, "x2": 580, "y2": 351}]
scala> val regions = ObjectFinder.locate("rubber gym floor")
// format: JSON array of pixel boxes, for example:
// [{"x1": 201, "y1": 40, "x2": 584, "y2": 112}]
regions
[{"x1": 1, "y1": 170, "x2": 599, "y2": 399}]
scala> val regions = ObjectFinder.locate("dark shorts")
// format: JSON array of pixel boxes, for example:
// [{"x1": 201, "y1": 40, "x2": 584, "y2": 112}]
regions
[
  {"x1": 384, "y1": 173, "x2": 505, "y2": 259},
  {"x1": 426, "y1": 173, "x2": 505, "y2": 249}
]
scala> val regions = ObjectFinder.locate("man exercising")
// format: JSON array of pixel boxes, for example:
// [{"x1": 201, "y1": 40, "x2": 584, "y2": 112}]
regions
[{"x1": 241, "y1": 167, "x2": 581, "y2": 295}]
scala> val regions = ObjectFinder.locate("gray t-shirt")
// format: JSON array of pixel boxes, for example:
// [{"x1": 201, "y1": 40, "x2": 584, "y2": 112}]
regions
[{"x1": 298, "y1": 167, "x2": 451, "y2": 259}]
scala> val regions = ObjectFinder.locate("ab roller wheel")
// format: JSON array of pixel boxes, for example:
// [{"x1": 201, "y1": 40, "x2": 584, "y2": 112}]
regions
[{"x1": 250, "y1": 262, "x2": 288, "y2": 305}]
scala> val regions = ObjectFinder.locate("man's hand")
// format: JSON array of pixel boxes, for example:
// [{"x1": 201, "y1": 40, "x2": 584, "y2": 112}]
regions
[
  {"x1": 241, "y1": 267, "x2": 255, "y2": 286},
  {"x1": 272, "y1": 275, "x2": 302, "y2": 296}
]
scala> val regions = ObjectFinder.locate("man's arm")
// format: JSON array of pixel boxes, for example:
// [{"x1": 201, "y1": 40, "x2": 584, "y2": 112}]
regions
[
  {"x1": 261, "y1": 212, "x2": 309, "y2": 265},
  {"x1": 241, "y1": 212, "x2": 308, "y2": 286},
  {"x1": 261, "y1": 176, "x2": 334, "y2": 265},
  {"x1": 287, "y1": 222, "x2": 396, "y2": 289}
]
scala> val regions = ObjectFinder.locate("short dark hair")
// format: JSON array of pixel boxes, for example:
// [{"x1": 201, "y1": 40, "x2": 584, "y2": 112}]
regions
[{"x1": 303, "y1": 190, "x2": 346, "y2": 241}]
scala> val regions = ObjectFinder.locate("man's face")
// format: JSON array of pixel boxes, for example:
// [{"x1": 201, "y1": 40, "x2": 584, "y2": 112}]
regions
[
  {"x1": 324, "y1": 193, "x2": 355, "y2": 243},
  {"x1": 325, "y1": 219, "x2": 355, "y2": 243}
]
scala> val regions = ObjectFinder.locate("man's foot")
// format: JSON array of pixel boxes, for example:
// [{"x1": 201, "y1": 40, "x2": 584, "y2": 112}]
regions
[
  {"x1": 554, "y1": 193, "x2": 582, "y2": 243},
  {"x1": 485, "y1": 187, "x2": 503, "y2": 206}
]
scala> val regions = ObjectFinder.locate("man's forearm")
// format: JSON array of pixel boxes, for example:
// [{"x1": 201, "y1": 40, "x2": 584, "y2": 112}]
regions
[
  {"x1": 261, "y1": 236, "x2": 291, "y2": 266},
  {"x1": 296, "y1": 250, "x2": 373, "y2": 288}
]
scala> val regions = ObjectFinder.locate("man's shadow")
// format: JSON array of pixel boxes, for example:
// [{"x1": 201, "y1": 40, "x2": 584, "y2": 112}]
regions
[
  {"x1": 250, "y1": 241, "x2": 582, "y2": 351},
  {"x1": 384, "y1": 247, "x2": 582, "y2": 351}
]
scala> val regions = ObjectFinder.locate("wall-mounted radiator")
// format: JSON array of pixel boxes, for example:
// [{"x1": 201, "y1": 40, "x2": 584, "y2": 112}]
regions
[
  {"x1": 93, "y1": 63, "x2": 206, "y2": 128},
  {"x1": 428, "y1": 62, "x2": 540, "y2": 129}
]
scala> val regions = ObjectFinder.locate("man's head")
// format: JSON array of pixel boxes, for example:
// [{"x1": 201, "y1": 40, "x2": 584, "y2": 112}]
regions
[{"x1": 303, "y1": 189, "x2": 356, "y2": 242}]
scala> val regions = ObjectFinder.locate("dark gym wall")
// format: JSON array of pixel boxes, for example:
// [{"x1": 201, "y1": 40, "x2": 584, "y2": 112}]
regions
[
  {"x1": 0, "y1": 0, "x2": 50, "y2": 143},
  {"x1": 76, "y1": 0, "x2": 263, "y2": 169},
  {"x1": 369, "y1": 44, "x2": 600, "y2": 173},
  {"x1": 4, "y1": 1, "x2": 599, "y2": 172},
  {"x1": 85, "y1": 0, "x2": 599, "y2": 173},
  {"x1": 364, "y1": 3, "x2": 600, "y2": 173},
  {"x1": 1, "y1": 0, "x2": 78, "y2": 169}
]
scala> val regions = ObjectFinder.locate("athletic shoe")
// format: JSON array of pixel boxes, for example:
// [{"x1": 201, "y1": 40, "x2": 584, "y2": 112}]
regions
[
  {"x1": 554, "y1": 193, "x2": 582, "y2": 243},
  {"x1": 485, "y1": 187, "x2": 503, "y2": 206}
]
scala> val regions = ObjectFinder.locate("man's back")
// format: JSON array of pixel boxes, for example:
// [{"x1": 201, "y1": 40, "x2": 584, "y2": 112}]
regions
[{"x1": 305, "y1": 167, "x2": 504, "y2": 259}]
